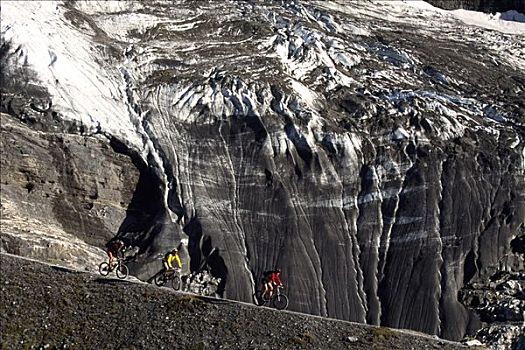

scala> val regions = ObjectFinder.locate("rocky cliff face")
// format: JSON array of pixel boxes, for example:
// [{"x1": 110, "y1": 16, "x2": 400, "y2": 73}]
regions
[{"x1": 1, "y1": 0, "x2": 524, "y2": 345}]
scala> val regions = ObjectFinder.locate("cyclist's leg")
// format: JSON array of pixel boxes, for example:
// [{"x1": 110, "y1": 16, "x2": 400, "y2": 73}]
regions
[
  {"x1": 108, "y1": 251, "x2": 114, "y2": 266},
  {"x1": 162, "y1": 261, "x2": 171, "y2": 276},
  {"x1": 267, "y1": 281, "x2": 274, "y2": 298},
  {"x1": 268, "y1": 281, "x2": 275, "y2": 298}
]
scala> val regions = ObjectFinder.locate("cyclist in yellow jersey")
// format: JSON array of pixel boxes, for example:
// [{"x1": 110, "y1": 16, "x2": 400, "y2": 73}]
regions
[{"x1": 162, "y1": 248, "x2": 182, "y2": 273}]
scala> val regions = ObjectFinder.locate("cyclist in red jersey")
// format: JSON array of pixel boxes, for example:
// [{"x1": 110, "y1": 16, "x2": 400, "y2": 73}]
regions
[{"x1": 262, "y1": 268, "x2": 282, "y2": 298}]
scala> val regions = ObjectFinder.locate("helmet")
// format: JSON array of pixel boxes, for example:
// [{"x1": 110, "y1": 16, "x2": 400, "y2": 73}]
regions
[
  {"x1": 172, "y1": 248, "x2": 178, "y2": 253},
  {"x1": 275, "y1": 268, "x2": 281, "y2": 273}
]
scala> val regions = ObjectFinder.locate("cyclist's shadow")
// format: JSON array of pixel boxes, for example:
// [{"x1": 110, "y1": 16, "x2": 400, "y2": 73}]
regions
[
  {"x1": 147, "y1": 269, "x2": 164, "y2": 284},
  {"x1": 147, "y1": 268, "x2": 173, "y2": 285},
  {"x1": 93, "y1": 278, "x2": 132, "y2": 285}
]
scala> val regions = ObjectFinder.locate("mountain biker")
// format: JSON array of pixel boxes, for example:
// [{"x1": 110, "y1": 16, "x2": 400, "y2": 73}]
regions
[
  {"x1": 106, "y1": 239, "x2": 124, "y2": 267},
  {"x1": 262, "y1": 268, "x2": 283, "y2": 298},
  {"x1": 162, "y1": 248, "x2": 182, "y2": 274}
]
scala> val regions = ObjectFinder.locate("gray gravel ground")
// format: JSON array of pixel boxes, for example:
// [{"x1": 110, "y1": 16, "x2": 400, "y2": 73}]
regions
[{"x1": 0, "y1": 254, "x2": 472, "y2": 350}]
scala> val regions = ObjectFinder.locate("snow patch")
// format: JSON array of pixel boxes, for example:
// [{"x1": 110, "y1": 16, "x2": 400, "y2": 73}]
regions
[
  {"x1": 289, "y1": 79, "x2": 318, "y2": 110},
  {"x1": 71, "y1": 1, "x2": 141, "y2": 15},
  {"x1": 1, "y1": 1, "x2": 144, "y2": 150},
  {"x1": 451, "y1": 9, "x2": 525, "y2": 35}
]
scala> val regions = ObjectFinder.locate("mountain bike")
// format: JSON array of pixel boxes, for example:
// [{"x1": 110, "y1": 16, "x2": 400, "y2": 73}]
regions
[
  {"x1": 253, "y1": 285, "x2": 289, "y2": 310},
  {"x1": 154, "y1": 268, "x2": 182, "y2": 291},
  {"x1": 98, "y1": 257, "x2": 129, "y2": 279}
]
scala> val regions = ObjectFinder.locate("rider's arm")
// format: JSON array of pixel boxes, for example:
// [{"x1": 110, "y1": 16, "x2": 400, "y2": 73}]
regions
[
  {"x1": 117, "y1": 247, "x2": 125, "y2": 259},
  {"x1": 275, "y1": 274, "x2": 282, "y2": 286},
  {"x1": 174, "y1": 254, "x2": 182, "y2": 269},
  {"x1": 166, "y1": 255, "x2": 173, "y2": 269}
]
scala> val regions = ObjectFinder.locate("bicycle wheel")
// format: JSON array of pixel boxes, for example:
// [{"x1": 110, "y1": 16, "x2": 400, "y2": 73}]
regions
[
  {"x1": 253, "y1": 292, "x2": 268, "y2": 306},
  {"x1": 154, "y1": 274, "x2": 166, "y2": 287},
  {"x1": 272, "y1": 294, "x2": 289, "y2": 310},
  {"x1": 99, "y1": 262, "x2": 110, "y2": 276},
  {"x1": 261, "y1": 290, "x2": 272, "y2": 302},
  {"x1": 171, "y1": 275, "x2": 181, "y2": 291},
  {"x1": 116, "y1": 263, "x2": 128, "y2": 279}
]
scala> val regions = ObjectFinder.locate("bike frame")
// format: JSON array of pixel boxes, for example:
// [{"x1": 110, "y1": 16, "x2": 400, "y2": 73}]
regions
[
  {"x1": 262, "y1": 284, "x2": 283, "y2": 298},
  {"x1": 109, "y1": 258, "x2": 124, "y2": 271},
  {"x1": 163, "y1": 269, "x2": 180, "y2": 279}
]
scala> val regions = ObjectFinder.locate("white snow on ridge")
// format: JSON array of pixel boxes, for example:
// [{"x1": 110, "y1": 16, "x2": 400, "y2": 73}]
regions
[
  {"x1": 365, "y1": 1, "x2": 525, "y2": 70},
  {"x1": 1, "y1": 0, "x2": 523, "y2": 157},
  {"x1": 451, "y1": 9, "x2": 525, "y2": 35},
  {"x1": 93, "y1": 10, "x2": 205, "y2": 43},
  {"x1": 1, "y1": 1, "x2": 143, "y2": 150},
  {"x1": 94, "y1": 13, "x2": 171, "y2": 42},
  {"x1": 334, "y1": 0, "x2": 525, "y2": 35},
  {"x1": 376, "y1": 0, "x2": 446, "y2": 14},
  {"x1": 69, "y1": 0, "x2": 142, "y2": 15}
]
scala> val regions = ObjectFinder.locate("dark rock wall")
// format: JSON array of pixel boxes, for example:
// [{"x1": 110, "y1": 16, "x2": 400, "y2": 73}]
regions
[
  {"x1": 426, "y1": 0, "x2": 525, "y2": 13},
  {"x1": 121, "y1": 93, "x2": 371, "y2": 317},
  {"x1": 134, "y1": 98, "x2": 524, "y2": 338}
]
